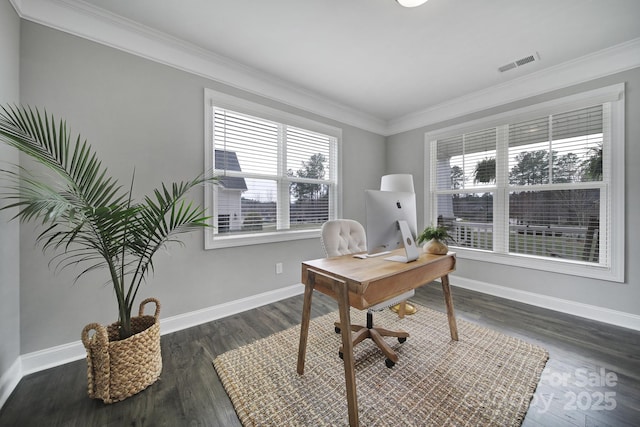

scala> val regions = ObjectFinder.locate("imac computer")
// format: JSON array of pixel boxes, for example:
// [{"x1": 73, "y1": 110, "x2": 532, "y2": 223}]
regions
[{"x1": 364, "y1": 189, "x2": 419, "y2": 263}]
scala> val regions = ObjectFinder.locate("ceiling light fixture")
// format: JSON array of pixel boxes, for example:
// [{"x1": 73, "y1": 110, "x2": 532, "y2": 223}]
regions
[{"x1": 396, "y1": 0, "x2": 429, "y2": 7}]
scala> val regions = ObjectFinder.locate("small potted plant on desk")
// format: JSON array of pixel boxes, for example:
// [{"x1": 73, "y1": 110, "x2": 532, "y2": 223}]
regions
[{"x1": 417, "y1": 224, "x2": 454, "y2": 255}]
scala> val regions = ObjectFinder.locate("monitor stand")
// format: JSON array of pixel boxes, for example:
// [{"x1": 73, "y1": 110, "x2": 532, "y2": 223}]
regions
[{"x1": 384, "y1": 220, "x2": 420, "y2": 263}]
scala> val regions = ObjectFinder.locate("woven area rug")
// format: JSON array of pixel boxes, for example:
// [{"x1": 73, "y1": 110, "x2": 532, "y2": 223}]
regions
[{"x1": 213, "y1": 304, "x2": 548, "y2": 426}]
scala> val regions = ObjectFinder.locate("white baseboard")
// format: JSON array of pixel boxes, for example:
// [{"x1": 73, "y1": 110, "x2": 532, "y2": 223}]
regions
[
  {"x1": 450, "y1": 275, "x2": 640, "y2": 331},
  {"x1": 19, "y1": 284, "x2": 305, "y2": 377},
  {"x1": 0, "y1": 358, "x2": 21, "y2": 409},
  {"x1": 20, "y1": 340, "x2": 87, "y2": 376},
  {"x1": 160, "y1": 283, "x2": 304, "y2": 335}
]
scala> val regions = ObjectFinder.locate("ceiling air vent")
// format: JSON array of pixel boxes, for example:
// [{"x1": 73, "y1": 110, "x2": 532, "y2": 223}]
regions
[{"x1": 498, "y1": 52, "x2": 540, "y2": 73}]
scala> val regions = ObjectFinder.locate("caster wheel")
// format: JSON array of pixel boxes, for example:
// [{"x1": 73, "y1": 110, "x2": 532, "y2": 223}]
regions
[
  {"x1": 385, "y1": 358, "x2": 395, "y2": 368},
  {"x1": 398, "y1": 337, "x2": 407, "y2": 343},
  {"x1": 339, "y1": 351, "x2": 344, "y2": 360},
  {"x1": 335, "y1": 326, "x2": 341, "y2": 334}
]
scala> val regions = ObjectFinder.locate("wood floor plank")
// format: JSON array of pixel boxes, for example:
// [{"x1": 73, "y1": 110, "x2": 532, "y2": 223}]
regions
[{"x1": 1, "y1": 286, "x2": 638, "y2": 426}]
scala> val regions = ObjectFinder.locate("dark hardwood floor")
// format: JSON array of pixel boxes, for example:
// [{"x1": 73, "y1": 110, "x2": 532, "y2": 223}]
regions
[{"x1": 1, "y1": 284, "x2": 638, "y2": 426}]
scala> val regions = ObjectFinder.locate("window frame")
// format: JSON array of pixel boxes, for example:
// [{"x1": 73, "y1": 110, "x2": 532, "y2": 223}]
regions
[
  {"x1": 424, "y1": 84, "x2": 625, "y2": 282},
  {"x1": 204, "y1": 89, "x2": 342, "y2": 249}
]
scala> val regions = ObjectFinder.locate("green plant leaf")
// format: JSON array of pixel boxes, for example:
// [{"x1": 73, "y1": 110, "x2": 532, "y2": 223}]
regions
[{"x1": 0, "y1": 105, "x2": 217, "y2": 340}]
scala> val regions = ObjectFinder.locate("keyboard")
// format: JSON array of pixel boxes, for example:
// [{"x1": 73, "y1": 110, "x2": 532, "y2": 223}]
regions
[{"x1": 366, "y1": 251, "x2": 391, "y2": 257}]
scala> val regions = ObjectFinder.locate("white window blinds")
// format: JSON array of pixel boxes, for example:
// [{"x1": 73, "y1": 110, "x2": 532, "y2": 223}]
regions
[
  {"x1": 428, "y1": 85, "x2": 623, "y2": 282},
  {"x1": 206, "y1": 94, "x2": 340, "y2": 247}
]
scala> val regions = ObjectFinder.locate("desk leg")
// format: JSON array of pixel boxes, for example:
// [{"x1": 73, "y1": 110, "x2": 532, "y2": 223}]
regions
[
  {"x1": 297, "y1": 280, "x2": 314, "y2": 375},
  {"x1": 441, "y1": 274, "x2": 459, "y2": 341},
  {"x1": 336, "y1": 279, "x2": 359, "y2": 427}
]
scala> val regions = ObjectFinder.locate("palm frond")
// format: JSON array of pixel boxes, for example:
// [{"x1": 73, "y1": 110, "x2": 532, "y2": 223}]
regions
[{"x1": 1, "y1": 105, "x2": 216, "y2": 339}]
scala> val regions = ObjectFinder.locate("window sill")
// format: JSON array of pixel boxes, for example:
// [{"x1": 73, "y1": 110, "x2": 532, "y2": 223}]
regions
[
  {"x1": 205, "y1": 228, "x2": 321, "y2": 249},
  {"x1": 452, "y1": 246, "x2": 623, "y2": 283}
]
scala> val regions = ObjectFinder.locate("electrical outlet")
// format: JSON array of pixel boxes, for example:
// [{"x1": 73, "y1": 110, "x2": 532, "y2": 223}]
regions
[{"x1": 275, "y1": 262, "x2": 283, "y2": 274}]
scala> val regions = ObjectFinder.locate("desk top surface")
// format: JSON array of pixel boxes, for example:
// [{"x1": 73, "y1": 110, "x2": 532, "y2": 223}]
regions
[
  {"x1": 302, "y1": 250, "x2": 456, "y2": 309},
  {"x1": 302, "y1": 249, "x2": 456, "y2": 285}
]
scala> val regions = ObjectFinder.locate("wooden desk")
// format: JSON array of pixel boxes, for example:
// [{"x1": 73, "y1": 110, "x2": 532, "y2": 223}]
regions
[{"x1": 296, "y1": 249, "x2": 458, "y2": 427}]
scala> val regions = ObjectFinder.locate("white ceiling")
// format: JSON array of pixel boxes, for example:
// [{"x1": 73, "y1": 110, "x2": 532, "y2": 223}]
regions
[{"x1": 14, "y1": 0, "x2": 640, "y2": 132}]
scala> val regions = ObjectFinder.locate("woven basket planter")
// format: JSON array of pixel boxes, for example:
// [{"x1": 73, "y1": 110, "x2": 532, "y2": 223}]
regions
[{"x1": 81, "y1": 298, "x2": 162, "y2": 404}]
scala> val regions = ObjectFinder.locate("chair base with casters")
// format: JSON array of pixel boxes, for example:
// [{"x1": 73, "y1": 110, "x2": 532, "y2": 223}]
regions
[{"x1": 335, "y1": 289, "x2": 414, "y2": 368}]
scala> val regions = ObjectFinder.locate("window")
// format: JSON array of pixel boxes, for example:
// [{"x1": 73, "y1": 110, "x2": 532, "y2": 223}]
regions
[
  {"x1": 426, "y1": 84, "x2": 624, "y2": 281},
  {"x1": 204, "y1": 89, "x2": 341, "y2": 248}
]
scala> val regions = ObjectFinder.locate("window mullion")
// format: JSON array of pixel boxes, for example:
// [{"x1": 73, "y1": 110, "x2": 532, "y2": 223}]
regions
[
  {"x1": 548, "y1": 115, "x2": 554, "y2": 184},
  {"x1": 328, "y1": 136, "x2": 338, "y2": 218},
  {"x1": 429, "y1": 140, "x2": 438, "y2": 223},
  {"x1": 599, "y1": 102, "x2": 612, "y2": 267},
  {"x1": 461, "y1": 134, "x2": 466, "y2": 189},
  {"x1": 494, "y1": 124, "x2": 509, "y2": 253},
  {"x1": 277, "y1": 124, "x2": 289, "y2": 230}
]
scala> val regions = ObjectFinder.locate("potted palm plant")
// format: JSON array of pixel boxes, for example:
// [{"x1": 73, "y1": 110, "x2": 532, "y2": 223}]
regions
[
  {"x1": 0, "y1": 105, "x2": 215, "y2": 403},
  {"x1": 417, "y1": 224, "x2": 453, "y2": 255}
]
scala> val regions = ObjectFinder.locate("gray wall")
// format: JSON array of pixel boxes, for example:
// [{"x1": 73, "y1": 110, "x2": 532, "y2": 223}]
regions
[
  {"x1": 387, "y1": 68, "x2": 640, "y2": 316},
  {"x1": 0, "y1": 0, "x2": 21, "y2": 383},
  {"x1": 12, "y1": 14, "x2": 638, "y2": 357},
  {"x1": 18, "y1": 21, "x2": 385, "y2": 353}
]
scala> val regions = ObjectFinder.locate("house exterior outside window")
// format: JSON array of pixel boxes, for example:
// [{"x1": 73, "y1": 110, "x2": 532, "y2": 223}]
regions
[
  {"x1": 425, "y1": 84, "x2": 625, "y2": 281},
  {"x1": 204, "y1": 89, "x2": 342, "y2": 249},
  {"x1": 214, "y1": 150, "x2": 247, "y2": 232}
]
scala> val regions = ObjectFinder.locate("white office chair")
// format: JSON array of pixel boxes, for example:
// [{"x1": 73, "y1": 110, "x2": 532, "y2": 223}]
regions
[{"x1": 321, "y1": 219, "x2": 414, "y2": 367}]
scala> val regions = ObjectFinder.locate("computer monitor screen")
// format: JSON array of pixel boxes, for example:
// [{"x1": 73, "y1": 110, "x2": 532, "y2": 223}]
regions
[{"x1": 365, "y1": 190, "x2": 418, "y2": 259}]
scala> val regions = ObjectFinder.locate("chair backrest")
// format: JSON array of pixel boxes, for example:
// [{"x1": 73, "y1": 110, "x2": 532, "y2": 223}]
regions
[{"x1": 321, "y1": 219, "x2": 367, "y2": 257}]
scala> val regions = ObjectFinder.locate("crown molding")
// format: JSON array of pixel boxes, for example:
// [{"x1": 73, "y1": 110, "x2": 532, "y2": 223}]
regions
[
  {"x1": 386, "y1": 37, "x2": 640, "y2": 135},
  {"x1": 10, "y1": 0, "x2": 640, "y2": 137},
  {"x1": 11, "y1": 0, "x2": 387, "y2": 135}
]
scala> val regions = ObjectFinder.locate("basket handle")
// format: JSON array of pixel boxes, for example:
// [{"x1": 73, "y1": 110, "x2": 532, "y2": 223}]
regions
[
  {"x1": 81, "y1": 323, "x2": 109, "y2": 350},
  {"x1": 139, "y1": 297, "x2": 161, "y2": 320}
]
